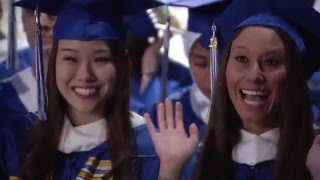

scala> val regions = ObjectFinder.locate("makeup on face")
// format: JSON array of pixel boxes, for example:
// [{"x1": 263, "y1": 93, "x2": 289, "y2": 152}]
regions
[{"x1": 226, "y1": 26, "x2": 286, "y2": 128}]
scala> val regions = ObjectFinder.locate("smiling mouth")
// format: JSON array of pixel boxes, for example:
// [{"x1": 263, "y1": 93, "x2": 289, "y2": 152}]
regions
[
  {"x1": 240, "y1": 89, "x2": 269, "y2": 106},
  {"x1": 72, "y1": 87, "x2": 99, "y2": 98}
]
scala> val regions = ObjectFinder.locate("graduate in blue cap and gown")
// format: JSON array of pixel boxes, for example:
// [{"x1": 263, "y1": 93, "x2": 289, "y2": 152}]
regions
[
  {"x1": 125, "y1": 11, "x2": 192, "y2": 114},
  {"x1": 150, "y1": 0, "x2": 230, "y2": 141},
  {"x1": 16, "y1": 0, "x2": 166, "y2": 179},
  {"x1": 0, "y1": 0, "x2": 55, "y2": 115},
  {"x1": 145, "y1": 0, "x2": 320, "y2": 179}
]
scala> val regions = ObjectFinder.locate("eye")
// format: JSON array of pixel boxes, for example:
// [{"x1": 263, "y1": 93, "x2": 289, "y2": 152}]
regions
[
  {"x1": 264, "y1": 58, "x2": 280, "y2": 67},
  {"x1": 235, "y1": 56, "x2": 248, "y2": 63},
  {"x1": 94, "y1": 57, "x2": 112, "y2": 63},
  {"x1": 63, "y1": 56, "x2": 77, "y2": 62}
]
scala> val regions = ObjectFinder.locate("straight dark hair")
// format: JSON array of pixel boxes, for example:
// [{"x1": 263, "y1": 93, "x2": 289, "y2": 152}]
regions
[
  {"x1": 20, "y1": 40, "x2": 136, "y2": 179},
  {"x1": 196, "y1": 26, "x2": 314, "y2": 180}
]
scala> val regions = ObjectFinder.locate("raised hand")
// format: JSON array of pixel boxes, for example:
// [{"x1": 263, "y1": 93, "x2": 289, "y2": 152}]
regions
[
  {"x1": 145, "y1": 99, "x2": 199, "y2": 179},
  {"x1": 307, "y1": 134, "x2": 320, "y2": 180}
]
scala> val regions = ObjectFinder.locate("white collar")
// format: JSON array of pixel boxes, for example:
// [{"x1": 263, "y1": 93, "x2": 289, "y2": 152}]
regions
[
  {"x1": 58, "y1": 117, "x2": 107, "y2": 154},
  {"x1": 4, "y1": 67, "x2": 37, "y2": 113},
  {"x1": 190, "y1": 84, "x2": 211, "y2": 124},
  {"x1": 58, "y1": 111, "x2": 146, "y2": 154},
  {"x1": 232, "y1": 128, "x2": 279, "y2": 166}
]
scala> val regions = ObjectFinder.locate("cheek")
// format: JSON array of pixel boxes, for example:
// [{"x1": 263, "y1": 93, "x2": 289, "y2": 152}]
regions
[
  {"x1": 99, "y1": 64, "x2": 116, "y2": 86},
  {"x1": 270, "y1": 69, "x2": 287, "y2": 96}
]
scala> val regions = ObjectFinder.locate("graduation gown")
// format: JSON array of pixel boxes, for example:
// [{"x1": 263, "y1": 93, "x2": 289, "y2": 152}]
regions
[
  {"x1": 130, "y1": 61, "x2": 192, "y2": 114},
  {"x1": 232, "y1": 128, "x2": 279, "y2": 180},
  {"x1": 53, "y1": 112, "x2": 160, "y2": 180},
  {"x1": 0, "y1": 48, "x2": 33, "y2": 80},
  {"x1": 151, "y1": 84, "x2": 209, "y2": 140},
  {"x1": 0, "y1": 67, "x2": 37, "y2": 114},
  {"x1": 0, "y1": 112, "x2": 37, "y2": 179}
]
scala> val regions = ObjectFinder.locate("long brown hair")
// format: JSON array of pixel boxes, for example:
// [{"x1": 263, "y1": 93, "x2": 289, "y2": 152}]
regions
[
  {"x1": 196, "y1": 27, "x2": 314, "y2": 179},
  {"x1": 20, "y1": 40, "x2": 136, "y2": 179}
]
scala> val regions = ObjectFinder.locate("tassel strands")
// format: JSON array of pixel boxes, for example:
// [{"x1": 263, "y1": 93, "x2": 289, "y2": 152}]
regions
[
  {"x1": 6, "y1": 0, "x2": 19, "y2": 70},
  {"x1": 34, "y1": 7, "x2": 47, "y2": 120},
  {"x1": 209, "y1": 23, "x2": 218, "y2": 100}
]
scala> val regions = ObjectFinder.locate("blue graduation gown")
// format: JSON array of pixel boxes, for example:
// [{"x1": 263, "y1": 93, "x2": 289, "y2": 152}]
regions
[
  {"x1": 0, "y1": 81, "x2": 29, "y2": 114},
  {"x1": 0, "y1": 48, "x2": 33, "y2": 80},
  {"x1": 309, "y1": 72, "x2": 320, "y2": 125},
  {"x1": 151, "y1": 87, "x2": 207, "y2": 140},
  {"x1": 233, "y1": 160, "x2": 275, "y2": 180},
  {"x1": 0, "y1": 112, "x2": 37, "y2": 179},
  {"x1": 130, "y1": 61, "x2": 192, "y2": 114},
  {"x1": 53, "y1": 124, "x2": 160, "y2": 180},
  {"x1": 0, "y1": 67, "x2": 36, "y2": 114}
]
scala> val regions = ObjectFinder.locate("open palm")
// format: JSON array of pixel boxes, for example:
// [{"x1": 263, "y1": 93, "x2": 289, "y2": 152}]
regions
[{"x1": 145, "y1": 99, "x2": 199, "y2": 179}]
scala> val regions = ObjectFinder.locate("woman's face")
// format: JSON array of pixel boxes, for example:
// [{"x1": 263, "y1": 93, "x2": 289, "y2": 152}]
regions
[
  {"x1": 56, "y1": 40, "x2": 116, "y2": 116},
  {"x1": 226, "y1": 26, "x2": 287, "y2": 131}
]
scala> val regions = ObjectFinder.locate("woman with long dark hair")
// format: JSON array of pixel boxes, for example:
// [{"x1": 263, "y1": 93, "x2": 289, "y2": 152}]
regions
[
  {"x1": 145, "y1": 0, "x2": 320, "y2": 179},
  {"x1": 18, "y1": 0, "x2": 162, "y2": 179}
]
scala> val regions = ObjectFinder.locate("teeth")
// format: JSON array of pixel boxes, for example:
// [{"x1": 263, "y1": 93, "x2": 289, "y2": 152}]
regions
[
  {"x1": 74, "y1": 88, "x2": 96, "y2": 96},
  {"x1": 244, "y1": 99, "x2": 264, "y2": 106},
  {"x1": 241, "y1": 89, "x2": 268, "y2": 96}
]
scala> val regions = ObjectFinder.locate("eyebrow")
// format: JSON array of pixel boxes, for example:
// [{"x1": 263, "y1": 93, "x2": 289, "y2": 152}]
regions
[
  {"x1": 94, "y1": 49, "x2": 111, "y2": 54},
  {"x1": 59, "y1": 48, "x2": 79, "y2": 52},
  {"x1": 59, "y1": 49, "x2": 111, "y2": 53}
]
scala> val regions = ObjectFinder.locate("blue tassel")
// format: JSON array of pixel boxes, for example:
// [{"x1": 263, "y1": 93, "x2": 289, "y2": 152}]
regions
[
  {"x1": 209, "y1": 23, "x2": 218, "y2": 100},
  {"x1": 6, "y1": 0, "x2": 18, "y2": 70},
  {"x1": 34, "y1": 7, "x2": 47, "y2": 121}
]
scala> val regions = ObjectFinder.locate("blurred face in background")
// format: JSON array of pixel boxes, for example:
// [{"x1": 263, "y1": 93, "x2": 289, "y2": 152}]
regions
[
  {"x1": 22, "y1": 9, "x2": 56, "y2": 53},
  {"x1": 189, "y1": 42, "x2": 211, "y2": 99}
]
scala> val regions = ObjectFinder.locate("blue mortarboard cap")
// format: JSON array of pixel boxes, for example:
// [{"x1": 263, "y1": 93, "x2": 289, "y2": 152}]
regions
[
  {"x1": 123, "y1": 11, "x2": 157, "y2": 39},
  {"x1": 165, "y1": 0, "x2": 230, "y2": 50},
  {"x1": 13, "y1": 0, "x2": 66, "y2": 14},
  {"x1": 187, "y1": 1, "x2": 229, "y2": 50},
  {"x1": 16, "y1": 0, "x2": 162, "y2": 42},
  {"x1": 215, "y1": 0, "x2": 320, "y2": 78}
]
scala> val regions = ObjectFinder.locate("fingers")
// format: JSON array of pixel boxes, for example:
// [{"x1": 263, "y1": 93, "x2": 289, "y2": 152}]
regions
[
  {"x1": 165, "y1": 99, "x2": 174, "y2": 129},
  {"x1": 157, "y1": 103, "x2": 166, "y2": 130},
  {"x1": 175, "y1": 102, "x2": 184, "y2": 130},
  {"x1": 145, "y1": 113, "x2": 156, "y2": 136},
  {"x1": 189, "y1": 123, "x2": 199, "y2": 146}
]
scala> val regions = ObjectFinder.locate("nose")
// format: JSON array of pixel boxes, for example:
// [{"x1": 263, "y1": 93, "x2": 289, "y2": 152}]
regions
[
  {"x1": 246, "y1": 62, "x2": 265, "y2": 84},
  {"x1": 76, "y1": 62, "x2": 96, "y2": 83},
  {"x1": 40, "y1": 13, "x2": 55, "y2": 35}
]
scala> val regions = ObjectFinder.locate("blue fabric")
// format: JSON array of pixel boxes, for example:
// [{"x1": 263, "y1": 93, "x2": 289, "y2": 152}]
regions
[
  {"x1": 14, "y1": 0, "x2": 161, "y2": 42},
  {"x1": 0, "y1": 81, "x2": 29, "y2": 114},
  {"x1": 236, "y1": 14, "x2": 306, "y2": 58},
  {"x1": 53, "y1": 124, "x2": 159, "y2": 179},
  {"x1": 124, "y1": 12, "x2": 157, "y2": 39},
  {"x1": 233, "y1": 160, "x2": 275, "y2": 180},
  {"x1": 309, "y1": 72, "x2": 320, "y2": 125},
  {"x1": 187, "y1": 1, "x2": 229, "y2": 51},
  {"x1": 130, "y1": 61, "x2": 192, "y2": 114},
  {"x1": 0, "y1": 112, "x2": 37, "y2": 179},
  {"x1": 0, "y1": 48, "x2": 33, "y2": 80},
  {"x1": 151, "y1": 87, "x2": 206, "y2": 140}
]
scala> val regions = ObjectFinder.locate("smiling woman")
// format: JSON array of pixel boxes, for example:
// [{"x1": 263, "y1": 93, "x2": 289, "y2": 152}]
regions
[
  {"x1": 55, "y1": 40, "x2": 116, "y2": 126},
  {"x1": 17, "y1": 0, "x2": 162, "y2": 179}
]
